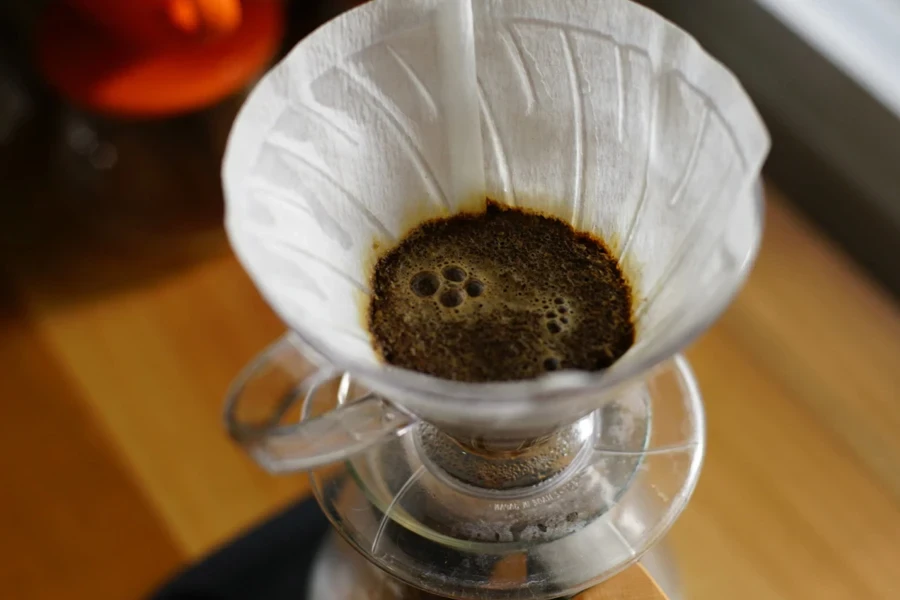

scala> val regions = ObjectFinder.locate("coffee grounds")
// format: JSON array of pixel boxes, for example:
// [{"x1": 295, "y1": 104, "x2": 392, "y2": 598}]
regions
[{"x1": 368, "y1": 200, "x2": 635, "y2": 382}]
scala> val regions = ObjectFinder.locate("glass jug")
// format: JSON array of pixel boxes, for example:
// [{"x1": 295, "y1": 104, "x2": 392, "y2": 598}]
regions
[{"x1": 223, "y1": 322, "x2": 725, "y2": 598}]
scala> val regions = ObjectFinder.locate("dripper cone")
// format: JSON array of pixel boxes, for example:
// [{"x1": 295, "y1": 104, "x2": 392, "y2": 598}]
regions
[
  {"x1": 223, "y1": 0, "x2": 769, "y2": 432},
  {"x1": 223, "y1": 1, "x2": 769, "y2": 597}
]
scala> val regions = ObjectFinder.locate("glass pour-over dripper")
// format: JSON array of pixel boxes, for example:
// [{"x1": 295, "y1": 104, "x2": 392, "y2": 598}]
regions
[{"x1": 220, "y1": 0, "x2": 769, "y2": 597}]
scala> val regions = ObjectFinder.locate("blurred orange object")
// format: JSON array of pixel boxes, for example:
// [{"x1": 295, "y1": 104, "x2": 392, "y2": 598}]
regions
[{"x1": 36, "y1": 0, "x2": 283, "y2": 117}]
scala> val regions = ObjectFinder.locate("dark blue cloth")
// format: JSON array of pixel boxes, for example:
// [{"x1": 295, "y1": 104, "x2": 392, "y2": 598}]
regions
[
  {"x1": 151, "y1": 498, "x2": 331, "y2": 600},
  {"x1": 149, "y1": 497, "x2": 574, "y2": 599}
]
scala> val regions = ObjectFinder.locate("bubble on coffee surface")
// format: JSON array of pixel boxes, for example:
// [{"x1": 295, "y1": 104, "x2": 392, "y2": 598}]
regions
[
  {"x1": 439, "y1": 288, "x2": 465, "y2": 308},
  {"x1": 442, "y1": 265, "x2": 467, "y2": 282},
  {"x1": 368, "y1": 200, "x2": 635, "y2": 382},
  {"x1": 410, "y1": 271, "x2": 440, "y2": 297},
  {"x1": 464, "y1": 279, "x2": 484, "y2": 298}
]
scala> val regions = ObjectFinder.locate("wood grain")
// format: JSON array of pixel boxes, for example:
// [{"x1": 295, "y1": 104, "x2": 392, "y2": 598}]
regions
[
  {"x1": 669, "y1": 189, "x2": 900, "y2": 600},
  {"x1": 721, "y1": 198, "x2": 900, "y2": 496},
  {"x1": 575, "y1": 565, "x2": 667, "y2": 600},
  {"x1": 18, "y1": 254, "x2": 312, "y2": 557},
  {"x1": 1, "y1": 172, "x2": 898, "y2": 600},
  {"x1": 0, "y1": 287, "x2": 183, "y2": 599}
]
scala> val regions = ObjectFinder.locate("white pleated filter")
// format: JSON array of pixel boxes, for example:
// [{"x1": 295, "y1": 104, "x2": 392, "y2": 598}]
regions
[{"x1": 223, "y1": 0, "x2": 770, "y2": 381}]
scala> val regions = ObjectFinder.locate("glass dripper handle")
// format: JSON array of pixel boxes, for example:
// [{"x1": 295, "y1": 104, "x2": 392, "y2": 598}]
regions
[{"x1": 223, "y1": 333, "x2": 414, "y2": 473}]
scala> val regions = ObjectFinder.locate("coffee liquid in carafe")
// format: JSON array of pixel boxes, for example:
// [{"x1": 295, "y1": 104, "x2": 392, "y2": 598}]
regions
[{"x1": 368, "y1": 200, "x2": 635, "y2": 382}]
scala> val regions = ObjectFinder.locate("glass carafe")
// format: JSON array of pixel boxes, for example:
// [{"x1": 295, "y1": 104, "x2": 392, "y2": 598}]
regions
[{"x1": 223, "y1": 317, "x2": 730, "y2": 597}]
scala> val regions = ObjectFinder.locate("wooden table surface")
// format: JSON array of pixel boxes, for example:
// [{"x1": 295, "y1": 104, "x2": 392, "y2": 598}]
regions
[{"x1": 1, "y1": 110, "x2": 898, "y2": 599}]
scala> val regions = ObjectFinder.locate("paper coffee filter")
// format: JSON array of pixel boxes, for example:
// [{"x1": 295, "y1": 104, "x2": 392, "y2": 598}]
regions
[{"x1": 223, "y1": 0, "x2": 769, "y2": 403}]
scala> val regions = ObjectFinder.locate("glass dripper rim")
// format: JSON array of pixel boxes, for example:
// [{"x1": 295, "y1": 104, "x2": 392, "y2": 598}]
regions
[{"x1": 251, "y1": 180, "x2": 762, "y2": 417}]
